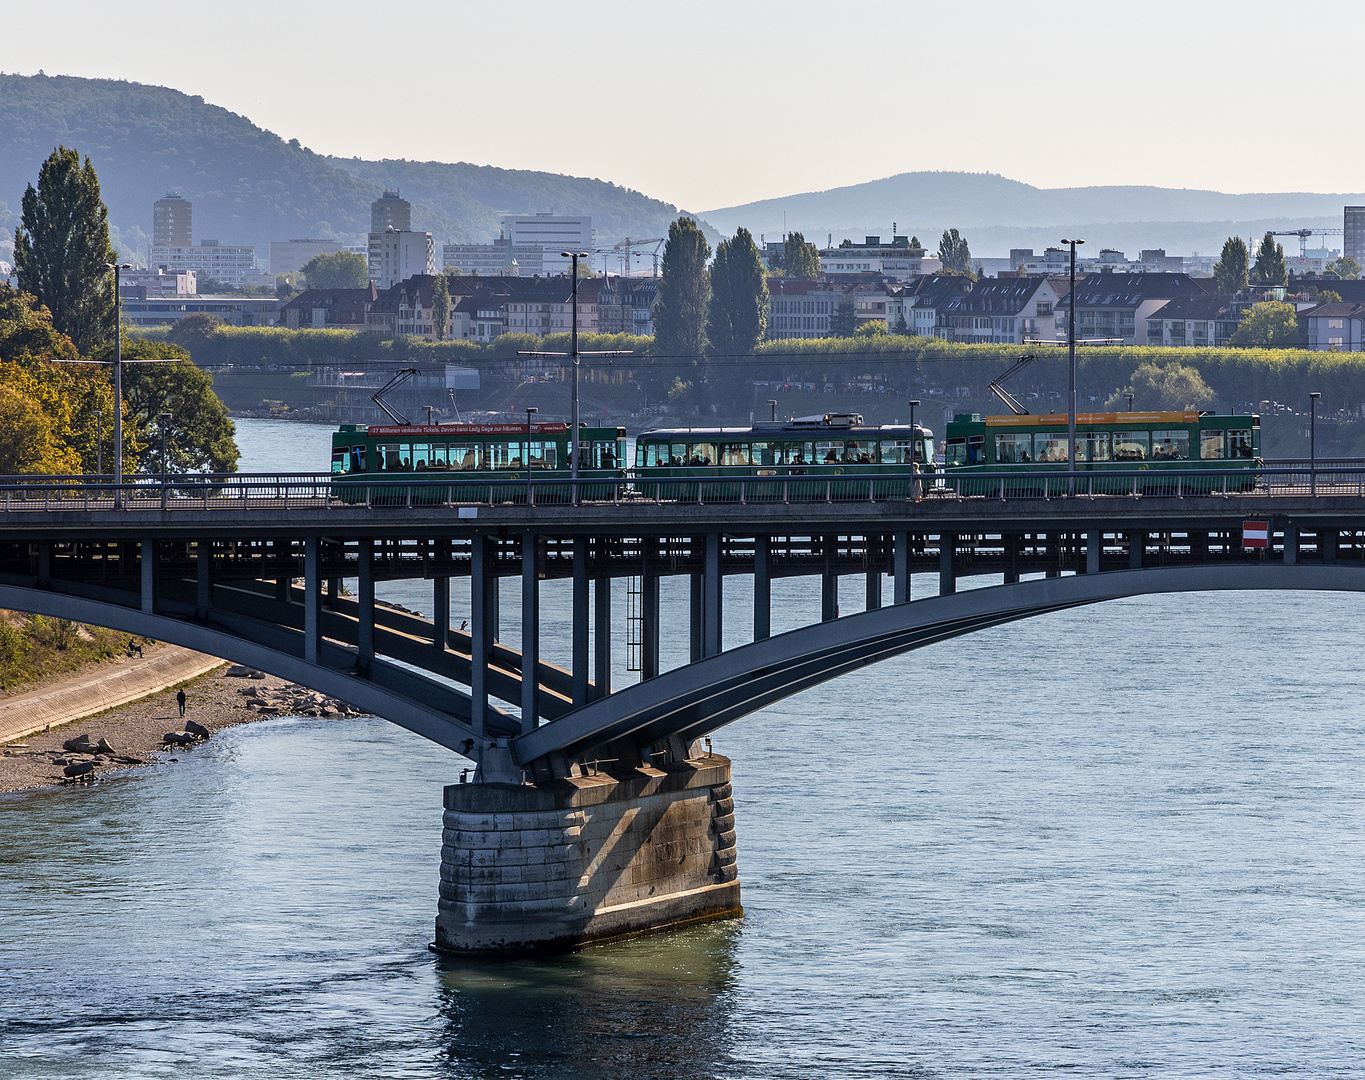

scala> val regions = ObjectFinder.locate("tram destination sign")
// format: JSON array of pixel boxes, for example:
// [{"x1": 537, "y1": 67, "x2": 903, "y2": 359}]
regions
[{"x1": 1242, "y1": 520, "x2": 1269, "y2": 548}]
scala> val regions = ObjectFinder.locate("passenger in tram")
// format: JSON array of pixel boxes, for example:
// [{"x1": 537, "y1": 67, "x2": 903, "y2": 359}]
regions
[{"x1": 825, "y1": 449, "x2": 839, "y2": 463}]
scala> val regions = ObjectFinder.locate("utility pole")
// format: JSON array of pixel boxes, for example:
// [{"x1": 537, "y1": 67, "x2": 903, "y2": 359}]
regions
[
  {"x1": 1060, "y1": 238, "x2": 1085, "y2": 494},
  {"x1": 1310, "y1": 391, "x2": 1320, "y2": 496}
]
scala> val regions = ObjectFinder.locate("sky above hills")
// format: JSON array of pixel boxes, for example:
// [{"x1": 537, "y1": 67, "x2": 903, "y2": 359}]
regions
[{"x1": 2, "y1": 0, "x2": 1362, "y2": 214}]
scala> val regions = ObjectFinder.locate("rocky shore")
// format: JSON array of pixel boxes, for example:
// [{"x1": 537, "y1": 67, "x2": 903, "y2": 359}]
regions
[{"x1": 0, "y1": 665, "x2": 366, "y2": 794}]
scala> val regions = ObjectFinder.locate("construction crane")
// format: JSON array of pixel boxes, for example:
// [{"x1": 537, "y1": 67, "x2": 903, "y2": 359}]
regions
[
  {"x1": 988, "y1": 353, "x2": 1037, "y2": 415},
  {"x1": 610, "y1": 237, "x2": 665, "y2": 277},
  {"x1": 1271, "y1": 228, "x2": 1344, "y2": 259}
]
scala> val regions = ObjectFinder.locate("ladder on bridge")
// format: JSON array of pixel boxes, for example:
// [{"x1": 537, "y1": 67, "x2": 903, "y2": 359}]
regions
[{"x1": 626, "y1": 576, "x2": 643, "y2": 672}]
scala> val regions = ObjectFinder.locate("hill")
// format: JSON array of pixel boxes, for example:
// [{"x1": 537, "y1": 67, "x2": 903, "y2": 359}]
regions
[
  {"x1": 702, "y1": 171, "x2": 1365, "y2": 256},
  {"x1": 0, "y1": 74, "x2": 694, "y2": 262}
]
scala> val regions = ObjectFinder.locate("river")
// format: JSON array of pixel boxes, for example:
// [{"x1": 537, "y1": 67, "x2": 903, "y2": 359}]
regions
[{"x1": 3, "y1": 416, "x2": 1365, "y2": 1077}]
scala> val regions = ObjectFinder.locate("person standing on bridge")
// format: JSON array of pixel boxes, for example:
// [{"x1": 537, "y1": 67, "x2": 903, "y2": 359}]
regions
[{"x1": 177, "y1": 689, "x2": 187, "y2": 718}]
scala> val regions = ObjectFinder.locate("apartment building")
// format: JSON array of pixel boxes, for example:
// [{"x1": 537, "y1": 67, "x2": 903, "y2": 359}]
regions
[
  {"x1": 500, "y1": 213, "x2": 593, "y2": 276},
  {"x1": 442, "y1": 241, "x2": 545, "y2": 277},
  {"x1": 153, "y1": 192, "x2": 192, "y2": 247},
  {"x1": 936, "y1": 277, "x2": 1065, "y2": 344},
  {"x1": 368, "y1": 227, "x2": 436, "y2": 289},
  {"x1": 149, "y1": 239, "x2": 256, "y2": 287},
  {"x1": 269, "y1": 238, "x2": 345, "y2": 276},
  {"x1": 767, "y1": 279, "x2": 845, "y2": 339},
  {"x1": 1143, "y1": 294, "x2": 1236, "y2": 347},
  {"x1": 1305, "y1": 302, "x2": 1365, "y2": 351},
  {"x1": 1056, "y1": 273, "x2": 1212, "y2": 345},
  {"x1": 820, "y1": 235, "x2": 927, "y2": 280},
  {"x1": 596, "y1": 276, "x2": 659, "y2": 336}
]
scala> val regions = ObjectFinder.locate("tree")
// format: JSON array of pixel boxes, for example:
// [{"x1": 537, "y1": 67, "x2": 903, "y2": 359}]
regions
[
  {"x1": 1227, "y1": 300, "x2": 1304, "y2": 348},
  {"x1": 706, "y1": 227, "x2": 769, "y2": 357},
  {"x1": 13, "y1": 146, "x2": 116, "y2": 354},
  {"x1": 653, "y1": 217, "x2": 711, "y2": 358},
  {"x1": 937, "y1": 228, "x2": 974, "y2": 276},
  {"x1": 431, "y1": 274, "x2": 450, "y2": 341},
  {"x1": 831, "y1": 296, "x2": 857, "y2": 337},
  {"x1": 783, "y1": 232, "x2": 820, "y2": 280},
  {"x1": 167, "y1": 313, "x2": 226, "y2": 358},
  {"x1": 1252, "y1": 232, "x2": 1288, "y2": 285},
  {"x1": 110, "y1": 340, "x2": 239, "y2": 473},
  {"x1": 1213, "y1": 236, "x2": 1250, "y2": 295},
  {"x1": 300, "y1": 251, "x2": 369, "y2": 290},
  {"x1": 1324, "y1": 256, "x2": 1361, "y2": 281},
  {"x1": 1106, "y1": 361, "x2": 1215, "y2": 412}
]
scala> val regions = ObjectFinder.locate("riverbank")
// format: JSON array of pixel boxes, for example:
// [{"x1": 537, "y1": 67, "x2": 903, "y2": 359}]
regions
[{"x1": 0, "y1": 666, "x2": 366, "y2": 794}]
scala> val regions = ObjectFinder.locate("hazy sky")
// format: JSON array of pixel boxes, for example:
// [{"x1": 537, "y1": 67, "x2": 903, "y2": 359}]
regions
[{"x1": 4, "y1": 1, "x2": 1361, "y2": 211}]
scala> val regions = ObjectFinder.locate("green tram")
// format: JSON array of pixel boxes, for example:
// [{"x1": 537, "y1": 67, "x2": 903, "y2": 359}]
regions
[
  {"x1": 330, "y1": 422, "x2": 628, "y2": 503},
  {"x1": 943, "y1": 410, "x2": 1261, "y2": 495},
  {"x1": 633, "y1": 413, "x2": 936, "y2": 500}
]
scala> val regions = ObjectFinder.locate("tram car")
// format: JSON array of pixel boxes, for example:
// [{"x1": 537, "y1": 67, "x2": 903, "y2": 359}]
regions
[
  {"x1": 943, "y1": 410, "x2": 1261, "y2": 495},
  {"x1": 330, "y1": 422, "x2": 628, "y2": 503},
  {"x1": 633, "y1": 413, "x2": 936, "y2": 501}
]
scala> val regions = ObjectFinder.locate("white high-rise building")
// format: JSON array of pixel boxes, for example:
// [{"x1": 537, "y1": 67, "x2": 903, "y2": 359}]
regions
[
  {"x1": 367, "y1": 228, "x2": 436, "y2": 288},
  {"x1": 500, "y1": 213, "x2": 593, "y2": 275},
  {"x1": 149, "y1": 239, "x2": 255, "y2": 287}
]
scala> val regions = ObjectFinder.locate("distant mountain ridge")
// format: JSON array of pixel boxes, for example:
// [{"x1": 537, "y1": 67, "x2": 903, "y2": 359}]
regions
[
  {"x1": 0, "y1": 74, "x2": 695, "y2": 260},
  {"x1": 702, "y1": 172, "x2": 1365, "y2": 256}
]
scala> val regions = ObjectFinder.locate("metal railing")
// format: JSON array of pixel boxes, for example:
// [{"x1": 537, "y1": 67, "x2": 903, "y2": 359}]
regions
[{"x1": 0, "y1": 463, "x2": 1364, "y2": 513}]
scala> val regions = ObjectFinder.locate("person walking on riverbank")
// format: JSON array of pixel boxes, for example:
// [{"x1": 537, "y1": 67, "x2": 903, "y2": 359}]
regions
[{"x1": 177, "y1": 689, "x2": 187, "y2": 718}]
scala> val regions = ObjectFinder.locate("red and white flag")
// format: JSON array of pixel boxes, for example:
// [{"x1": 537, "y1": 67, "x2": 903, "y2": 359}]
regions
[{"x1": 1242, "y1": 520, "x2": 1269, "y2": 548}]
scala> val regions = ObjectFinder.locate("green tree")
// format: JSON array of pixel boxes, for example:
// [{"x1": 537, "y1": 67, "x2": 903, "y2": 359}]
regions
[
  {"x1": 1228, "y1": 300, "x2": 1303, "y2": 348},
  {"x1": 653, "y1": 217, "x2": 711, "y2": 358},
  {"x1": 1252, "y1": 232, "x2": 1288, "y2": 285},
  {"x1": 937, "y1": 228, "x2": 973, "y2": 276},
  {"x1": 854, "y1": 321, "x2": 888, "y2": 338},
  {"x1": 831, "y1": 296, "x2": 857, "y2": 337},
  {"x1": 1213, "y1": 236, "x2": 1250, "y2": 295},
  {"x1": 706, "y1": 227, "x2": 769, "y2": 357},
  {"x1": 300, "y1": 251, "x2": 369, "y2": 289},
  {"x1": 111, "y1": 339, "x2": 239, "y2": 473},
  {"x1": 167, "y1": 313, "x2": 226, "y2": 358},
  {"x1": 1323, "y1": 256, "x2": 1361, "y2": 280},
  {"x1": 783, "y1": 232, "x2": 820, "y2": 280},
  {"x1": 13, "y1": 146, "x2": 116, "y2": 354},
  {"x1": 431, "y1": 273, "x2": 450, "y2": 341},
  {"x1": 1106, "y1": 361, "x2": 1216, "y2": 411}
]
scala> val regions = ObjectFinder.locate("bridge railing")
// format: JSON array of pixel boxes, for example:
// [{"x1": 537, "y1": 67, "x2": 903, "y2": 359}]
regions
[{"x1": 0, "y1": 463, "x2": 1363, "y2": 511}]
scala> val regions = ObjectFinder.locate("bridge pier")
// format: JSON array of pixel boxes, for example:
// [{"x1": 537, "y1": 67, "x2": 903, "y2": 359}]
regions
[
  {"x1": 894, "y1": 532, "x2": 910, "y2": 602},
  {"x1": 435, "y1": 754, "x2": 741, "y2": 956},
  {"x1": 1284, "y1": 526, "x2": 1298, "y2": 565},
  {"x1": 594, "y1": 575, "x2": 612, "y2": 696},
  {"x1": 939, "y1": 532, "x2": 956, "y2": 595},
  {"x1": 1086, "y1": 530, "x2": 1101, "y2": 575},
  {"x1": 521, "y1": 533, "x2": 540, "y2": 729},
  {"x1": 141, "y1": 538, "x2": 157, "y2": 614},
  {"x1": 1129, "y1": 531, "x2": 1145, "y2": 569},
  {"x1": 754, "y1": 536, "x2": 771, "y2": 640}
]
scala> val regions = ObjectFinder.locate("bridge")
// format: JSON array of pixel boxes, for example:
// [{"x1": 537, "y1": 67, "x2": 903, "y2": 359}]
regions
[{"x1": 5, "y1": 463, "x2": 1365, "y2": 952}]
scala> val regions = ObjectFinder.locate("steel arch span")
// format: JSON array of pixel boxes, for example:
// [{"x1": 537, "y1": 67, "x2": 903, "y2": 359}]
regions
[{"x1": 512, "y1": 564, "x2": 1365, "y2": 770}]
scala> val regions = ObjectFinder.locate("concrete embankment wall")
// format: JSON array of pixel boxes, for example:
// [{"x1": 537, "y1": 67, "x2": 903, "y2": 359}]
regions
[{"x1": 435, "y1": 756, "x2": 740, "y2": 955}]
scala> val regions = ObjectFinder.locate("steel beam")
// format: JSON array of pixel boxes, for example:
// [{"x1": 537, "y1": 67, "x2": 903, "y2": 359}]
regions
[
  {"x1": 521, "y1": 533, "x2": 539, "y2": 730},
  {"x1": 1284, "y1": 526, "x2": 1298, "y2": 565},
  {"x1": 594, "y1": 574, "x2": 612, "y2": 699},
  {"x1": 433, "y1": 575, "x2": 450, "y2": 651},
  {"x1": 754, "y1": 535, "x2": 771, "y2": 641},
  {"x1": 939, "y1": 532, "x2": 956, "y2": 596},
  {"x1": 141, "y1": 538, "x2": 156, "y2": 614},
  {"x1": 689, "y1": 572, "x2": 702, "y2": 663},
  {"x1": 1129, "y1": 531, "x2": 1145, "y2": 569},
  {"x1": 197, "y1": 541, "x2": 212, "y2": 617},
  {"x1": 469, "y1": 536, "x2": 489, "y2": 736},
  {"x1": 572, "y1": 538, "x2": 590, "y2": 706},
  {"x1": 1087, "y1": 530, "x2": 1101, "y2": 575},
  {"x1": 304, "y1": 535, "x2": 321, "y2": 665},
  {"x1": 703, "y1": 532, "x2": 722, "y2": 657},
  {"x1": 642, "y1": 572, "x2": 660, "y2": 680}
]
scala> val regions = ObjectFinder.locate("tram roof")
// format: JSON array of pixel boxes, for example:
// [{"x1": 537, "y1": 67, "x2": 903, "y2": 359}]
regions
[{"x1": 641, "y1": 424, "x2": 929, "y2": 440}]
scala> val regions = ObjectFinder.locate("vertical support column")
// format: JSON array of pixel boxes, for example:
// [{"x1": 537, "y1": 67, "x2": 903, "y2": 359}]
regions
[
  {"x1": 1323, "y1": 529, "x2": 1338, "y2": 564},
  {"x1": 865, "y1": 537, "x2": 882, "y2": 611},
  {"x1": 754, "y1": 536, "x2": 771, "y2": 641},
  {"x1": 594, "y1": 575, "x2": 612, "y2": 698},
  {"x1": 326, "y1": 576, "x2": 339, "y2": 610},
  {"x1": 893, "y1": 532, "x2": 910, "y2": 604},
  {"x1": 641, "y1": 572, "x2": 660, "y2": 680},
  {"x1": 572, "y1": 538, "x2": 590, "y2": 707},
  {"x1": 689, "y1": 572, "x2": 703, "y2": 663},
  {"x1": 821, "y1": 535, "x2": 838, "y2": 621},
  {"x1": 1044, "y1": 533, "x2": 1059, "y2": 579},
  {"x1": 275, "y1": 540, "x2": 290, "y2": 602},
  {"x1": 939, "y1": 532, "x2": 956, "y2": 596},
  {"x1": 469, "y1": 536, "x2": 488, "y2": 737},
  {"x1": 197, "y1": 540, "x2": 212, "y2": 617},
  {"x1": 1004, "y1": 533, "x2": 1020, "y2": 584},
  {"x1": 1128, "y1": 531, "x2": 1145, "y2": 569},
  {"x1": 36, "y1": 542, "x2": 51, "y2": 583},
  {"x1": 357, "y1": 538, "x2": 375, "y2": 664},
  {"x1": 1086, "y1": 530, "x2": 1101, "y2": 575},
  {"x1": 303, "y1": 535, "x2": 321, "y2": 666},
  {"x1": 433, "y1": 575, "x2": 450, "y2": 650},
  {"x1": 140, "y1": 539, "x2": 157, "y2": 614},
  {"x1": 521, "y1": 533, "x2": 540, "y2": 731},
  {"x1": 703, "y1": 533, "x2": 723, "y2": 656},
  {"x1": 488, "y1": 569, "x2": 500, "y2": 644},
  {"x1": 1283, "y1": 525, "x2": 1298, "y2": 565}
]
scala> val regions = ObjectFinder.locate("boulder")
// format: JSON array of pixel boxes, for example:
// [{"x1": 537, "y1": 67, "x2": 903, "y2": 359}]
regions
[
  {"x1": 63, "y1": 761, "x2": 96, "y2": 778},
  {"x1": 162, "y1": 732, "x2": 196, "y2": 747},
  {"x1": 184, "y1": 720, "x2": 210, "y2": 739},
  {"x1": 94, "y1": 738, "x2": 117, "y2": 755},
  {"x1": 62, "y1": 734, "x2": 95, "y2": 753}
]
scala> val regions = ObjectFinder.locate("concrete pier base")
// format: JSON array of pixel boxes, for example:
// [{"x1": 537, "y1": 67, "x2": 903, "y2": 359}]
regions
[{"x1": 435, "y1": 755, "x2": 741, "y2": 955}]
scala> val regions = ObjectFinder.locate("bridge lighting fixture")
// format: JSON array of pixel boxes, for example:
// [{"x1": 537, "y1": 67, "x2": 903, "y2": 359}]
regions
[{"x1": 1059, "y1": 239, "x2": 1085, "y2": 493}]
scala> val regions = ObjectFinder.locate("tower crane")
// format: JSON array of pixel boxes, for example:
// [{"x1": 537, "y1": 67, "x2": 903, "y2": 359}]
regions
[
  {"x1": 609, "y1": 237, "x2": 665, "y2": 277},
  {"x1": 1271, "y1": 228, "x2": 1344, "y2": 259}
]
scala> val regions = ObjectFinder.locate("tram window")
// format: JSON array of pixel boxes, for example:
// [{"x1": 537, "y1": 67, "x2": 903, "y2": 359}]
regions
[
  {"x1": 352, "y1": 446, "x2": 366, "y2": 473},
  {"x1": 945, "y1": 438, "x2": 967, "y2": 466},
  {"x1": 449, "y1": 444, "x2": 478, "y2": 470},
  {"x1": 1113, "y1": 432, "x2": 1149, "y2": 461},
  {"x1": 1151, "y1": 430, "x2": 1188, "y2": 460},
  {"x1": 377, "y1": 443, "x2": 403, "y2": 470},
  {"x1": 588, "y1": 441, "x2": 612, "y2": 469},
  {"x1": 1200, "y1": 430, "x2": 1225, "y2": 459},
  {"x1": 529, "y1": 441, "x2": 557, "y2": 469},
  {"x1": 752, "y1": 441, "x2": 776, "y2": 466},
  {"x1": 638, "y1": 444, "x2": 650, "y2": 467},
  {"x1": 484, "y1": 441, "x2": 517, "y2": 470},
  {"x1": 1033, "y1": 432, "x2": 1071, "y2": 463},
  {"x1": 967, "y1": 434, "x2": 986, "y2": 465},
  {"x1": 845, "y1": 439, "x2": 876, "y2": 464},
  {"x1": 880, "y1": 440, "x2": 917, "y2": 465},
  {"x1": 430, "y1": 444, "x2": 449, "y2": 470},
  {"x1": 1081, "y1": 432, "x2": 1111, "y2": 462},
  {"x1": 331, "y1": 449, "x2": 348, "y2": 474},
  {"x1": 669, "y1": 443, "x2": 687, "y2": 466},
  {"x1": 994, "y1": 433, "x2": 1033, "y2": 464},
  {"x1": 815, "y1": 440, "x2": 844, "y2": 464},
  {"x1": 720, "y1": 443, "x2": 751, "y2": 467},
  {"x1": 1228, "y1": 429, "x2": 1253, "y2": 459},
  {"x1": 411, "y1": 443, "x2": 432, "y2": 470},
  {"x1": 687, "y1": 442, "x2": 716, "y2": 467}
]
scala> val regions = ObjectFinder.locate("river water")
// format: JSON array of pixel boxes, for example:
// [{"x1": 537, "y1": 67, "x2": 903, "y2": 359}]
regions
[{"x1": 3, "y1": 417, "x2": 1365, "y2": 1077}]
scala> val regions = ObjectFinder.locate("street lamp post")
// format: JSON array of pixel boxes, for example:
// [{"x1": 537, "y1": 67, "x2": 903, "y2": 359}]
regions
[
  {"x1": 107, "y1": 262, "x2": 131, "y2": 507},
  {"x1": 1060, "y1": 238, "x2": 1085, "y2": 493},
  {"x1": 562, "y1": 251, "x2": 589, "y2": 481},
  {"x1": 159, "y1": 412, "x2": 171, "y2": 510},
  {"x1": 525, "y1": 406, "x2": 538, "y2": 505},
  {"x1": 94, "y1": 411, "x2": 103, "y2": 478},
  {"x1": 1310, "y1": 391, "x2": 1320, "y2": 496},
  {"x1": 909, "y1": 399, "x2": 920, "y2": 459},
  {"x1": 1127, "y1": 393, "x2": 1134, "y2": 414}
]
